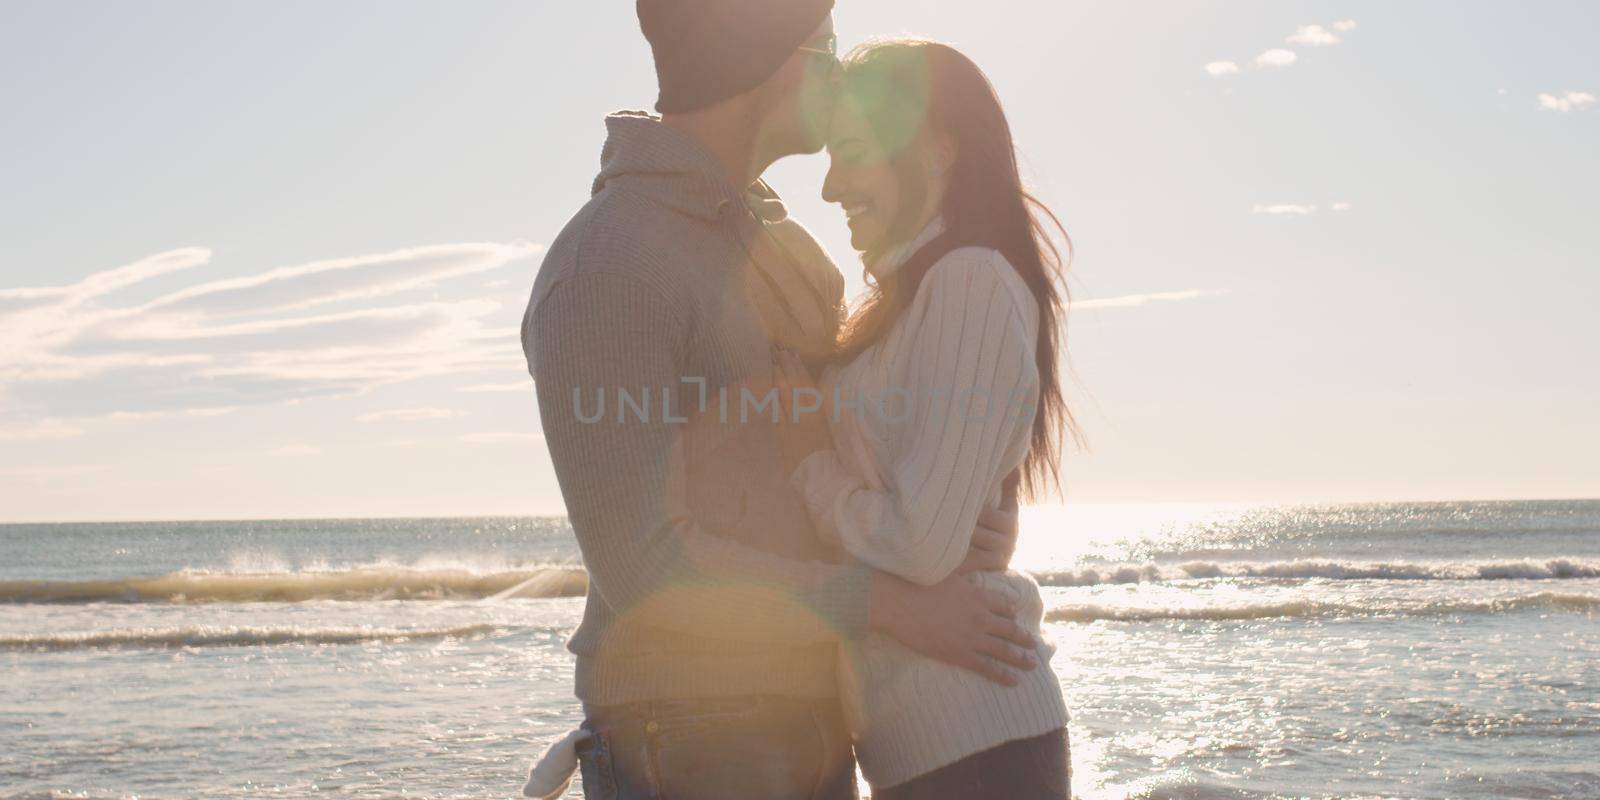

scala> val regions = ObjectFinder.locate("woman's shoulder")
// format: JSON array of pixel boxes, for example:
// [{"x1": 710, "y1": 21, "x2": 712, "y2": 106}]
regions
[{"x1": 919, "y1": 245, "x2": 1039, "y2": 339}]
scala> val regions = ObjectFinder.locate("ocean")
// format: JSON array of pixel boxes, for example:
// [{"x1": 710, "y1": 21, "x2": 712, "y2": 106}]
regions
[{"x1": 2, "y1": 500, "x2": 1597, "y2": 799}]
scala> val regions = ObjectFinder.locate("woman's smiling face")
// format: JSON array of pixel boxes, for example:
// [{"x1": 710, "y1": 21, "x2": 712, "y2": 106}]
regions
[{"x1": 821, "y1": 96, "x2": 902, "y2": 260}]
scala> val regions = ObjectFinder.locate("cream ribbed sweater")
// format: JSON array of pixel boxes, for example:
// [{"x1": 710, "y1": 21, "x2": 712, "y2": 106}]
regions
[{"x1": 790, "y1": 218, "x2": 1069, "y2": 788}]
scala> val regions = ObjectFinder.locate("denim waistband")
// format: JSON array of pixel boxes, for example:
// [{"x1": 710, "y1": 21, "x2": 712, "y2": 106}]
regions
[{"x1": 583, "y1": 693, "x2": 831, "y2": 726}]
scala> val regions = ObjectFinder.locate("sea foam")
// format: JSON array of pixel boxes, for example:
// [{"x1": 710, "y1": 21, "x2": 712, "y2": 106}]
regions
[
  {"x1": 1043, "y1": 591, "x2": 1600, "y2": 623},
  {"x1": 5, "y1": 557, "x2": 1597, "y2": 605},
  {"x1": 0, "y1": 623, "x2": 505, "y2": 652},
  {"x1": 0, "y1": 564, "x2": 587, "y2": 604},
  {"x1": 1034, "y1": 557, "x2": 1600, "y2": 586}
]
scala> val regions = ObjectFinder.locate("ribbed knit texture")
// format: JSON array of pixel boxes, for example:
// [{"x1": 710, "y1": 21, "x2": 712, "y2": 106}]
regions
[
  {"x1": 523, "y1": 111, "x2": 872, "y2": 706},
  {"x1": 790, "y1": 218, "x2": 1070, "y2": 788}
]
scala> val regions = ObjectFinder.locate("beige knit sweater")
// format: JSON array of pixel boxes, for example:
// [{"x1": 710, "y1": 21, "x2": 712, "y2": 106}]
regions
[{"x1": 790, "y1": 217, "x2": 1069, "y2": 788}]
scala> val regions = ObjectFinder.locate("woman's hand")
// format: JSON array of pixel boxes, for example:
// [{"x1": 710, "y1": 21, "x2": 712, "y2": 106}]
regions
[
  {"x1": 773, "y1": 345, "x2": 833, "y2": 474},
  {"x1": 957, "y1": 504, "x2": 1021, "y2": 575}
]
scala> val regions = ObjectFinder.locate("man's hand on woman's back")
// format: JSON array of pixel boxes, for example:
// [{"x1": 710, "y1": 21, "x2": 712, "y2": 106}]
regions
[{"x1": 866, "y1": 570, "x2": 1040, "y2": 687}]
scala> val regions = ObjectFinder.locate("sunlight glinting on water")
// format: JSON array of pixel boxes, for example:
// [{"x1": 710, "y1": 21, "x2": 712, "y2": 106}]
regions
[
  {"x1": 3, "y1": 501, "x2": 1598, "y2": 798},
  {"x1": 1015, "y1": 502, "x2": 1255, "y2": 571}
]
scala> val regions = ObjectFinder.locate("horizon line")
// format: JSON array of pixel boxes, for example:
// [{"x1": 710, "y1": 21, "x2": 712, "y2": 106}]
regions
[{"x1": 3, "y1": 494, "x2": 1597, "y2": 526}]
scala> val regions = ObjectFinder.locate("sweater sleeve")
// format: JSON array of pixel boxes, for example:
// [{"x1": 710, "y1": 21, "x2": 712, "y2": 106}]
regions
[
  {"x1": 791, "y1": 250, "x2": 1042, "y2": 586},
  {"x1": 528, "y1": 270, "x2": 872, "y2": 644}
]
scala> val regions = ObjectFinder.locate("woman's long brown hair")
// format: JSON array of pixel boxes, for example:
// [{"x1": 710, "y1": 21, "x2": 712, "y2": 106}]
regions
[{"x1": 832, "y1": 38, "x2": 1085, "y2": 502}]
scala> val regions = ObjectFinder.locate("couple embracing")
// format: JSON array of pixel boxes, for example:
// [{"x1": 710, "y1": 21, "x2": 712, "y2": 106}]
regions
[{"x1": 521, "y1": 1, "x2": 1079, "y2": 797}]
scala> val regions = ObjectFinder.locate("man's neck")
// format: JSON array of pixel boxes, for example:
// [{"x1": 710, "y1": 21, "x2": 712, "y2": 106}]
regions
[{"x1": 661, "y1": 107, "x2": 772, "y2": 191}]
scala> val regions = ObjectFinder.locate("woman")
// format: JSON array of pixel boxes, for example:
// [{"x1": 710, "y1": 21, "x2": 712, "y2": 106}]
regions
[{"x1": 773, "y1": 37, "x2": 1082, "y2": 799}]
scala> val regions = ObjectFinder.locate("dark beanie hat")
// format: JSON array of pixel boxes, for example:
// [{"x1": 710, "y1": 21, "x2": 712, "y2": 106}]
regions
[{"x1": 638, "y1": 0, "x2": 835, "y2": 114}]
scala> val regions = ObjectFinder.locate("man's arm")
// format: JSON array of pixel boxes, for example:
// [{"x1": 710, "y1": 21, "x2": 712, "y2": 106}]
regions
[
  {"x1": 958, "y1": 481, "x2": 1021, "y2": 576},
  {"x1": 530, "y1": 270, "x2": 869, "y2": 645},
  {"x1": 529, "y1": 269, "x2": 1038, "y2": 682}
]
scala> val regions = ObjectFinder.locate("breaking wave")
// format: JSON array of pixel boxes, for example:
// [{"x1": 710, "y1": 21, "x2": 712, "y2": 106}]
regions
[
  {"x1": 0, "y1": 564, "x2": 587, "y2": 604},
  {"x1": 5, "y1": 557, "x2": 1597, "y2": 606},
  {"x1": 0, "y1": 623, "x2": 507, "y2": 652},
  {"x1": 1044, "y1": 591, "x2": 1600, "y2": 623},
  {"x1": 1034, "y1": 557, "x2": 1600, "y2": 587}
]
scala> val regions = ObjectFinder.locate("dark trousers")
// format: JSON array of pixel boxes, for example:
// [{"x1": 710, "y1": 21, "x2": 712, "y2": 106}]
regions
[
  {"x1": 575, "y1": 694, "x2": 858, "y2": 800},
  {"x1": 873, "y1": 728, "x2": 1071, "y2": 800}
]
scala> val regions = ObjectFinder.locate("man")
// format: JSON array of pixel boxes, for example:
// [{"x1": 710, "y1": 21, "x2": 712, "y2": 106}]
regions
[{"x1": 521, "y1": 1, "x2": 1040, "y2": 797}]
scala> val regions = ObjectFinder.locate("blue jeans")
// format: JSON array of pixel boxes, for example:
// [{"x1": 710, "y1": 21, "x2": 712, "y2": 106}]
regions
[{"x1": 575, "y1": 694, "x2": 858, "y2": 800}]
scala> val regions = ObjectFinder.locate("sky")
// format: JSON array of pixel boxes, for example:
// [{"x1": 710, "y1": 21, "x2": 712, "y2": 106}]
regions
[{"x1": 1, "y1": 0, "x2": 1596, "y2": 523}]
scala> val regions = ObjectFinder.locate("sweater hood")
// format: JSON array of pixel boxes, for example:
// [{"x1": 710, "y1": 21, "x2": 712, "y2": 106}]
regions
[{"x1": 592, "y1": 110, "x2": 787, "y2": 224}]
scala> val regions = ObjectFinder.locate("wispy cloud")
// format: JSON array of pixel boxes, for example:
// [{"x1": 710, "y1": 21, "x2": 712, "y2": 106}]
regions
[
  {"x1": 1208, "y1": 20, "x2": 1354, "y2": 78},
  {"x1": 1538, "y1": 91, "x2": 1596, "y2": 113},
  {"x1": 1287, "y1": 25, "x2": 1341, "y2": 47},
  {"x1": 1331, "y1": 201, "x2": 1352, "y2": 212},
  {"x1": 1253, "y1": 49, "x2": 1298, "y2": 69},
  {"x1": 0, "y1": 242, "x2": 541, "y2": 429},
  {"x1": 1252, "y1": 204, "x2": 1318, "y2": 217},
  {"x1": 357, "y1": 408, "x2": 459, "y2": 423},
  {"x1": 0, "y1": 248, "x2": 211, "y2": 311},
  {"x1": 1075, "y1": 289, "x2": 1232, "y2": 311},
  {"x1": 129, "y1": 243, "x2": 530, "y2": 319}
]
